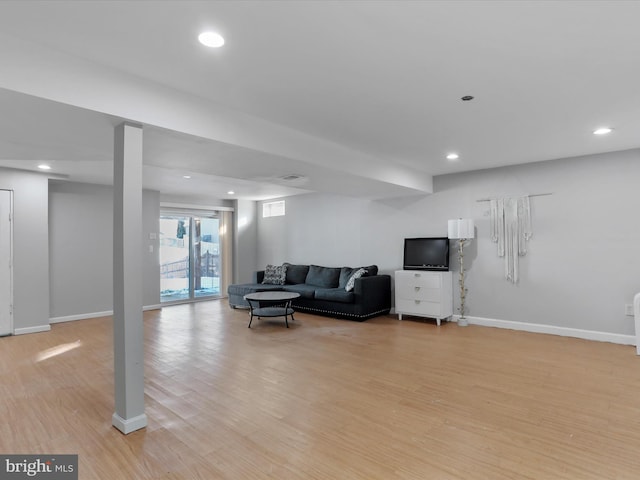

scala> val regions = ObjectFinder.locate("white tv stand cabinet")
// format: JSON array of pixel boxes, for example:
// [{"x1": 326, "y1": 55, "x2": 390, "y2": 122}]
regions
[{"x1": 395, "y1": 270, "x2": 453, "y2": 326}]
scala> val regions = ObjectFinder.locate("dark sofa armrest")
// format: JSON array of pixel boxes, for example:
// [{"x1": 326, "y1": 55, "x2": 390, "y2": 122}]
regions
[
  {"x1": 253, "y1": 270, "x2": 265, "y2": 283},
  {"x1": 353, "y1": 274, "x2": 391, "y2": 314}
]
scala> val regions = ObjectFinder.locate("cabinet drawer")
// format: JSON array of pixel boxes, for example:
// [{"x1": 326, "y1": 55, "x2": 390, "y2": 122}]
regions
[
  {"x1": 396, "y1": 284, "x2": 441, "y2": 302},
  {"x1": 396, "y1": 298, "x2": 442, "y2": 317},
  {"x1": 396, "y1": 272, "x2": 442, "y2": 289}
]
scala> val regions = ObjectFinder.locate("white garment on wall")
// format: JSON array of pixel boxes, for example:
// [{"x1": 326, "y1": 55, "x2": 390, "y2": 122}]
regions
[{"x1": 490, "y1": 196, "x2": 532, "y2": 283}]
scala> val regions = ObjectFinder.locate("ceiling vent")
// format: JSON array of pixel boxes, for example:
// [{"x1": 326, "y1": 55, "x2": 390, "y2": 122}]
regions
[
  {"x1": 280, "y1": 174, "x2": 305, "y2": 182},
  {"x1": 271, "y1": 173, "x2": 309, "y2": 187}
]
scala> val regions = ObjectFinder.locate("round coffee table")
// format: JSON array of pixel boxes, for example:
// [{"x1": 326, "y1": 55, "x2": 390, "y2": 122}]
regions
[{"x1": 243, "y1": 291, "x2": 301, "y2": 328}]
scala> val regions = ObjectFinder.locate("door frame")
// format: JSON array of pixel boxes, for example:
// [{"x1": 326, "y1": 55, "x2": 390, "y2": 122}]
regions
[{"x1": 159, "y1": 210, "x2": 224, "y2": 304}]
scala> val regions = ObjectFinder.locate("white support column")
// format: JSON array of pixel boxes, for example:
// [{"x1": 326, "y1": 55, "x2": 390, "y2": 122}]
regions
[{"x1": 112, "y1": 122, "x2": 147, "y2": 434}]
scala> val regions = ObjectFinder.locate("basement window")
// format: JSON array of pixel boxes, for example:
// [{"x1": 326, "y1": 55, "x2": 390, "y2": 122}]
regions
[{"x1": 263, "y1": 200, "x2": 285, "y2": 218}]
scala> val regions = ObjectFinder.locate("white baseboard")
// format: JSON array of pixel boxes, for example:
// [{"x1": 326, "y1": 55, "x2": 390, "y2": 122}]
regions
[
  {"x1": 14, "y1": 324, "x2": 51, "y2": 335},
  {"x1": 50, "y1": 310, "x2": 113, "y2": 324},
  {"x1": 50, "y1": 305, "x2": 162, "y2": 324},
  {"x1": 112, "y1": 412, "x2": 148, "y2": 434},
  {"x1": 453, "y1": 315, "x2": 636, "y2": 346}
]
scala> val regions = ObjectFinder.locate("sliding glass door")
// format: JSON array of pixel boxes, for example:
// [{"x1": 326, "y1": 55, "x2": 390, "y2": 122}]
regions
[
  {"x1": 160, "y1": 212, "x2": 225, "y2": 303},
  {"x1": 193, "y1": 216, "x2": 220, "y2": 298},
  {"x1": 160, "y1": 215, "x2": 191, "y2": 302}
]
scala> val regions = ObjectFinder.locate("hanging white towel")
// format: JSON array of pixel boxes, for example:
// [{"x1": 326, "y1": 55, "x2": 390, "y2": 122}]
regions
[
  {"x1": 517, "y1": 196, "x2": 532, "y2": 255},
  {"x1": 497, "y1": 198, "x2": 505, "y2": 257},
  {"x1": 490, "y1": 198, "x2": 498, "y2": 243},
  {"x1": 505, "y1": 197, "x2": 519, "y2": 283}
]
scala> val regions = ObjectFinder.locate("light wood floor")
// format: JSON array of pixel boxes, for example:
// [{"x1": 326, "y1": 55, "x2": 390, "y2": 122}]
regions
[{"x1": 2, "y1": 301, "x2": 640, "y2": 479}]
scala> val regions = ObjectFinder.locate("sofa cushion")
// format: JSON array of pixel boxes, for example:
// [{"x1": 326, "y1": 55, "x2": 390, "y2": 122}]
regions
[
  {"x1": 228, "y1": 283, "x2": 283, "y2": 296},
  {"x1": 283, "y1": 263, "x2": 310, "y2": 284},
  {"x1": 262, "y1": 264, "x2": 287, "y2": 285},
  {"x1": 338, "y1": 265, "x2": 379, "y2": 288},
  {"x1": 362, "y1": 265, "x2": 378, "y2": 276},
  {"x1": 282, "y1": 284, "x2": 317, "y2": 299},
  {"x1": 345, "y1": 268, "x2": 367, "y2": 292},
  {"x1": 314, "y1": 288, "x2": 355, "y2": 304},
  {"x1": 305, "y1": 265, "x2": 341, "y2": 288}
]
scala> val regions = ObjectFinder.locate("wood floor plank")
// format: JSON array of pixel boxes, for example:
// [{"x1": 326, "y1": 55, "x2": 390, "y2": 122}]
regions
[{"x1": 1, "y1": 299, "x2": 640, "y2": 478}]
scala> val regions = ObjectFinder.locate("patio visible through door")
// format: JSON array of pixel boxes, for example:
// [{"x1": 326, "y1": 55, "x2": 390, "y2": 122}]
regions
[{"x1": 160, "y1": 214, "x2": 221, "y2": 303}]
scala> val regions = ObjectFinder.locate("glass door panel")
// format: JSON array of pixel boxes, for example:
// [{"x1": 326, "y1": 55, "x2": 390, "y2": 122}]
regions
[
  {"x1": 160, "y1": 214, "x2": 221, "y2": 303},
  {"x1": 160, "y1": 216, "x2": 191, "y2": 302},
  {"x1": 194, "y1": 217, "x2": 220, "y2": 298}
]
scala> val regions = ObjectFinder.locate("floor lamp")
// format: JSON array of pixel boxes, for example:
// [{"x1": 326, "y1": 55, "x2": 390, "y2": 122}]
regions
[{"x1": 448, "y1": 219, "x2": 475, "y2": 326}]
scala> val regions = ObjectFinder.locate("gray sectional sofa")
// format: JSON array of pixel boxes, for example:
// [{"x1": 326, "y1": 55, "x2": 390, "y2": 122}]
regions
[{"x1": 227, "y1": 263, "x2": 391, "y2": 321}]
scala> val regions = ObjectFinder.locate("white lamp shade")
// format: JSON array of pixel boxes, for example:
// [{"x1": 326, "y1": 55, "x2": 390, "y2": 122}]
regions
[{"x1": 448, "y1": 218, "x2": 475, "y2": 239}]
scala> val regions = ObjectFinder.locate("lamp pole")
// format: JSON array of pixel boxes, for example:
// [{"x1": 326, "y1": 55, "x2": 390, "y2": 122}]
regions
[
  {"x1": 448, "y1": 218, "x2": 474, "y2": 327},
  {"x1": 457, "y1": 238, "x2": 469, "y2": 326}
]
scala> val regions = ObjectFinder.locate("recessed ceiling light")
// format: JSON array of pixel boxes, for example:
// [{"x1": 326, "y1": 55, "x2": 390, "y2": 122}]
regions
[
  {"x1": 37, "y1": 164, "x2": 51, "y2": 170},
  {"x1": 593, "y1": 127, "x2": 613, "y2": 135},
  {"x1": 183, "y1": 175, "x2": 191, "y2": 179},
  {"x1": 227, "y1": 190, "x2": 235, "y2": 195},
  {"x1": 198, "y1": 31, "x2": 225, "y2": 48},
  {"x1": 446, "y1": 153, "x2": 460, "y2": 161}
]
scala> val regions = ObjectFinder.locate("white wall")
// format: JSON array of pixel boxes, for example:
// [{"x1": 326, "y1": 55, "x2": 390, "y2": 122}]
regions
[
  {"x1": 0, "y1": 168, "x2": 50, "y2": 333},
  {"x1": 142, "y1": 187, "x2": 160, "y2": 307},
  {"x1": 49, "y1": 181, "x2": 160, "y2": 319},
  {"x1": 258, "y1": 194, "x2": 366, "y2": 268},
  {"x1": 256, "y1": 149, "x2": 640, "y2": 338}
]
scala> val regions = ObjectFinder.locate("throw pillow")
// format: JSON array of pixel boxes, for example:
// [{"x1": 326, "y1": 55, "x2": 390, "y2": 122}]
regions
[
  {"x1": 262, "y1": 264, "x2": 287, "y2": 285},
  {"x1": 338, "y1": 267, "x2": 357, "y2": 289},
  {"x1": 345, "y1": 268, "x2": 367, "y2": 292}
]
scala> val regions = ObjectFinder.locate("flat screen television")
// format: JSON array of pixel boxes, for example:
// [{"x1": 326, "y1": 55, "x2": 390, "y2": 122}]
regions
[{"x1": 403, "y1": 237, "x2": 450, "y2": 271}]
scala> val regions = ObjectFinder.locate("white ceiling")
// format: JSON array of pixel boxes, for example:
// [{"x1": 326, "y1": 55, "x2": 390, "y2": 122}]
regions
[{"x1": 0, "y1": 0, "x2": 639, "y2": 200}]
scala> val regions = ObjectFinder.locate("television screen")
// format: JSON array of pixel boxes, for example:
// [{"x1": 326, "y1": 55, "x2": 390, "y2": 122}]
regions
[{"x1": 403, "y1": 237, "x2": 450, "y2": 271}]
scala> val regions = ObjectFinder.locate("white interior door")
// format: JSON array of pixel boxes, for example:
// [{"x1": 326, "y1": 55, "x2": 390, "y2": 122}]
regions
[{"x1": 0, "y1": 190, "x2": 12, "y2": 336}]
